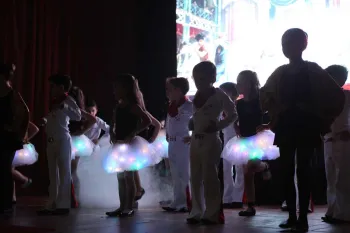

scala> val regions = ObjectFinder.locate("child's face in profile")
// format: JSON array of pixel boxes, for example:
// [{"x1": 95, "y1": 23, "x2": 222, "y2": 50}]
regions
[
  {"x1": 193, "y1": 71, "x2": 214, "y2": 91},
  {"x1": 86, "y1": 106, "x2": 98, "y2": 117},
  {"x1": 166, "y1": 82, "x2": 182, "y2": 101},
  {"x1": 50, "y1": 83, "x2": 65, "y2": 98}
]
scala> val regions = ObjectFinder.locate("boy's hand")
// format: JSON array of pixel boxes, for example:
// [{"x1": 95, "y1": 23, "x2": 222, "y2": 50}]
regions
[
  {"x1": 124, "y1": 132, "x2": 136, "y2": 144},
  {"x1": 182, "y1": 136, "x2": 191, "y2": 144},
  {"x1": 148, "y1": 137, "x2": 156, "y2": 143},
  {"x1": 204, "y1": 121, "x2": 218, "y2": 133},
  {"x1": 256, "y1": 124, "x2": 270, "y2": 133},
  {"x1": 92, "y1": 139, "x2": 98, "y2": 144}
]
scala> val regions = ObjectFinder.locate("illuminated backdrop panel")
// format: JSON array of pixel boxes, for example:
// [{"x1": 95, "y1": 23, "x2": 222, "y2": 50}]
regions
[{"x1": 176, "y1": 0, "x2": 349, "y2": 95}]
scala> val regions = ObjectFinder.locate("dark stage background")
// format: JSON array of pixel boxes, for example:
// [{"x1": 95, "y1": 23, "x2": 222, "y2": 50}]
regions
[
  {"x1": 0, "y1": 0, "x2": 176, "y2": 195},
  {"x1": 0, "y1": 0, "x2": 326, "y2": 204}
]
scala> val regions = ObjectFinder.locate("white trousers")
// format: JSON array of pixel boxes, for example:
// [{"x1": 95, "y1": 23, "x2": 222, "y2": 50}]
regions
[
  {"x1": 223, "y1": 160, "x2": 244, "y2": 203},
  {"x1": 168, "y1": 139, "x2": 190, "y2": 209},
  {"x1": 46, "y1": 136, "x2": 72, "y2": 209},
  {"x1": 189, "y1": 134, "x2": 222, "y2": 222},
  {"x1": 324, "y1": 139, "x2": 350, "y2": 221}
]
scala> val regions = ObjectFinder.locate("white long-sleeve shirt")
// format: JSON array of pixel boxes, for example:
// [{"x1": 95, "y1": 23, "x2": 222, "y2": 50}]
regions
[
  {"x1": 192, "y1": 88, "x2": 237, "y2": 135},
  {"x1": 166, "y1": 99, "x2": 193, "y2": 137},
  {"x1": 45, "y1": 96, "x2": 81, "y2": 140},
  {"x1": 84, "y1": 116, "x2": 110, "y2": 141},
  {"x1": 325, "y1": 90, "x2": 350, "y2": 139}
]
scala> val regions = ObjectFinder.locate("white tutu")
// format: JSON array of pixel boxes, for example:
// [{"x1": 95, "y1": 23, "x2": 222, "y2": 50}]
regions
[
  {"x1": 150, "y1": 130, "x2": 168, "y2": 158},
  {"x1": 13, "y1": 143, "x2": 39, "y2": 167},
  {"x1": 71, "y1": 135, "x2": 94, "y2": 158},
  {"x1": 222, "y1": 130, "x2": 280, "y2": 165},
  {"x1": 103, "y1": 136, "x2": 162, "y2": 173}
]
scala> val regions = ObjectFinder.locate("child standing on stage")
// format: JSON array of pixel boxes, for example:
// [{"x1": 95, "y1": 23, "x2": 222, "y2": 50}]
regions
[
  {"x1": 187, "y1": 61, "x2": 237, "y2": 225},
  {"x1": 235, "y1": 70, "x2": 271, "y2": 217},
  {"x1": 323, "y1": 65, "x2": 350, "y2": 224},
  {"x1": 219, "y1": 82, "x2": 244, "y2": 209},
  {"x1": 85, "y1": 100, "x2": 110, "y2": 144},
  {"x1": 162, "y1": 77, "x2": 192, "y2": 213},
  {"x1": 38, "y1": 74, "x2": 81, "y2": 215},
  {"x1": 105, "y1": 74, "x2": 151, "y2": 218},
  {"x1": 12, "y1": 122, "x2": 39, "y2": 204},
  {"x1": 68, "y1": 86, "x2": 97, "y2": 208}
]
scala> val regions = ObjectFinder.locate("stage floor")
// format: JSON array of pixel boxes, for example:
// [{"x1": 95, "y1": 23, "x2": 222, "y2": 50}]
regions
[{"x1": 2, "y1": 201, "x2": 350, "y2": 233}]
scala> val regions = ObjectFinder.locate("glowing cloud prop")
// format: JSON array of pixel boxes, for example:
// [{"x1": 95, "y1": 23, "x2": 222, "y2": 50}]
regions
[
  {"x1": 13, "y1": 143, "x2": 39, "y2": 167},
  {"x1": 103, "y1": 136, "x2": 162, "y2": 173},
  {"x1": 222, "y1": 130, "x2": 279, "y2": 165},
  {"x1": 71, "y1": 135, "x2": 94, "y2": 158}
]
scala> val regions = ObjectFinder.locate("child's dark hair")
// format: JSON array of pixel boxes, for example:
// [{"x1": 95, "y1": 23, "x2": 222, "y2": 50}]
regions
[
  {"x1": 283, "y1": 28, "x2": 308, "y2": 50},
  {"x1": 195, "y1": 33, "x2": 205, "y2": 42},
  {"x1": 326, "y1": 65, "x2": 348, "y2": 86},
  {"x1": 69, "y1": 86, "x2": 85, "y2": 109},
  {"x1": 0, "y1": 62, "x2": 15, "y2": 81},
  {"x1": 220, "y1": 82, "x2": 238, "y2": 98},
  {"x1": 167, "y1": 77, "x2": 189, "y2": 95},
  {"x1": 193, "y1": 61, "x2": 217, "y2": 83},
  {"x1": 114, "y1": 74, "x2": 143, "y2": 107},
  {"x1": 86, "y1": 99, "x2": 97, "y2": 109},
  {"x1": 49, "y1": 74, "x2": 72, "y2": 92},
  {"x1": 238, "y1": 70, "x2": 260, "y2": 97}
]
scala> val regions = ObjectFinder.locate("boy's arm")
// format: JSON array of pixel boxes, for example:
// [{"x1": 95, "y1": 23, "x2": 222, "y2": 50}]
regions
[
  {"x1": 63, "y1": 97, "x2": 81, "y2": 121},
  {"x1": 96, "y1": 117, "x2": 110, "y2": 133},
  {"x1": 148, "y1": 112, "x2": 161, "y2": 143},
  {"x1": 217, "y1": 90, "x2": 237, "y2": 131},
  {"x1": 26, "y1": 121, "x2": 39, "y2": 141}
]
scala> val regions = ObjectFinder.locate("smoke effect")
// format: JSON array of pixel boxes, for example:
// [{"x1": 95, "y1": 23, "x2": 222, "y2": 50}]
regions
[{"x1": 76, "y1": 146, "x2": 173, "y2": 209}]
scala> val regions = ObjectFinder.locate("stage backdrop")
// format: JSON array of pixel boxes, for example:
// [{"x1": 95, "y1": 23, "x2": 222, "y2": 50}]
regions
[{"x1": 0, "y1": 0, "x2": 176, "y2": 195}]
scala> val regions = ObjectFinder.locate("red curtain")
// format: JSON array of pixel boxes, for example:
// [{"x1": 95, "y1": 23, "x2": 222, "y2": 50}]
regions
[
  {"x1": 0, "y1": 0, "x2": 177, "y2": 195},
  {"x1": 0, "y1": 0, "x2": 77, "y2": 195}
]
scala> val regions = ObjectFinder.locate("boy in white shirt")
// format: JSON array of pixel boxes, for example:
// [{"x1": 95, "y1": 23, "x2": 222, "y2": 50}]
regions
[
  {"x1": 323, "y1": 65, "x2": 350, "y2": 224},
  {"x1": 85, "y1": 100, "x2": 110, "y2": 144},
  {"x1": 38, "y1": 74, "x2": 81, "y2": 216},
  {"x1": 163, "y1": 77, "x2": 193, "y2": 213}
]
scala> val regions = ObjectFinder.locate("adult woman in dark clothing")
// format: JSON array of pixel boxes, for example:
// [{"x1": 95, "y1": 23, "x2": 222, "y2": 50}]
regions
[{"x1": 0, "y1": 62, "x2": 29, "y2": 215}]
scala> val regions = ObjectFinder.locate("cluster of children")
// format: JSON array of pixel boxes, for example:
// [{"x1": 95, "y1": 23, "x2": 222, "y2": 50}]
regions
[{"x1": 1, "y1": 27, "x2": 350, "y2": 233}]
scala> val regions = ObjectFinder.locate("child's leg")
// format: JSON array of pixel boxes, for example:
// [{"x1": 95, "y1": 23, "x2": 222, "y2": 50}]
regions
[
  {"x1": 222, "y1": 160, "x2": 234, "y2": 205},
  {"x1": 124, "y1": 171, "x2": 136, "y2": 211},
  {"x1": 46, "y1": 144, "x2": 58, "y2": 210},
  {"x1": 239, "y1": 160, "x2": 268, "y2": 217},
  {"x1": 117, "y1": 172, "x2": 127, "y2": 211},
  {"x1": 71, "y1": 156, "x2": 80, "y2": 208},
  {"x1": 279, "y1": 147, "x2": 297, "y2": 220},
  {"x1": 12, "y1": 168, "x2": 29, "y2": 184},
  {"x1": 56, "y1": 138, "x2": 72, "y2": 210},
  {"x1": 296, "y1": 147, "x2": 313, "y2": 220},
  {"x1": 167, "y1": 142, "x2": 190, "y2": 210},
  {"x1": 201, "y1": 138, "x2": 222, "y2": 223},
  {"x1": 332, "y1": 140, "x2": 350, "y2": 221},
  {"x1": 188, "y1": 140, "x2": 204, "y2": 222},
  {"x1": 232, "y1": 165, "x2": 245, "y2": 204},
  {"x1": 134, "y1": 171, "x2": 144, "y2": 198},
  {"x1": 324, "y1": 141, "x2": 336, "y2": 217}
]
